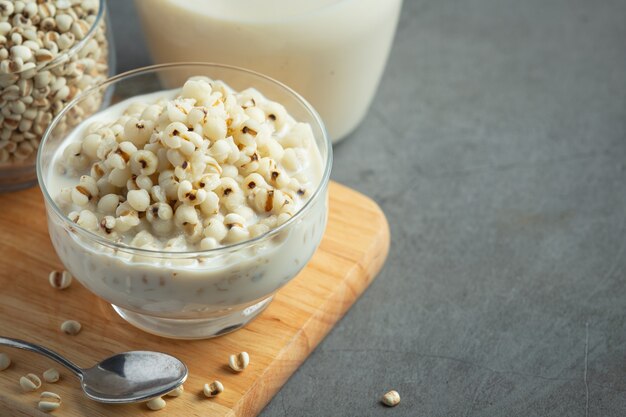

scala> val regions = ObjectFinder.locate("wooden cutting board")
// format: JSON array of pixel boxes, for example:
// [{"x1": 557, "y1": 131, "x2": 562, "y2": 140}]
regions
[{"x1": 0, "y1": 181, "x2": 390, "y2": 417}]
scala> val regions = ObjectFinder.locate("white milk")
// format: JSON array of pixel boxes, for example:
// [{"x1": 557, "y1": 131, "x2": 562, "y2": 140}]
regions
[
  {"x1": 44, "y1": 88, "x2": 328, "y2": 326},
  {"x1": 134, "y1": 0, "x2": 403, "y2": 142}
]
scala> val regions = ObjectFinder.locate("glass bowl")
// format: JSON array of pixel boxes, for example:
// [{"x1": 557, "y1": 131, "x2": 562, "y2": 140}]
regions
[
  {"x1": 37, "y1": 63, "x2": 332, "y2": 339},
  {"x1": 0, "y1": 0, "x2": 115, "y2": 193}
]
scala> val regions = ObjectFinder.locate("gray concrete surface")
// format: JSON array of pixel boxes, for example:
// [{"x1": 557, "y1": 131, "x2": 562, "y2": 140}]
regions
[{"x1": 110, "y1": 0, "x2": 626, "y2": 415}]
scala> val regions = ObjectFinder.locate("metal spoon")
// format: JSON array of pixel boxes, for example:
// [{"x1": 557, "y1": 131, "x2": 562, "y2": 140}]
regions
[{"x1": 0, "y1": 336, "x2": 188, "y2": 404}]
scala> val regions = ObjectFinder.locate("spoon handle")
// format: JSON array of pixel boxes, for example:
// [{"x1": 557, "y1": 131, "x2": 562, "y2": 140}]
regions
[{"x1": 0, "y1": 336, "x2": 83, "y2": 378}]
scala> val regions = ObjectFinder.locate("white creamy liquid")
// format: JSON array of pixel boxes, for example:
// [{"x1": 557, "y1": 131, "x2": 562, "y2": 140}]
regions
[
  {"x1": 134, "y1": 0, "x2": 403, "y2": 142},
  {"x1": 47, "y1": 88, "x2": 324, "y2": 248},
  {"x1": 44, "y1": 87, "x2": 328, "y2": 320}
]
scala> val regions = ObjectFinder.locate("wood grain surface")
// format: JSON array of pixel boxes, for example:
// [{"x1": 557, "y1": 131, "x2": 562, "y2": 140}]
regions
[{"x1": 0, "y1": 181, "x2": 390, "y2": 417}]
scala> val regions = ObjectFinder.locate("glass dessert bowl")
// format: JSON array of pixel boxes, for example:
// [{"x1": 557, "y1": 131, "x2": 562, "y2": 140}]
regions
[{"x1": 37, "y1": 63, "x2": 332, "y2": 339}]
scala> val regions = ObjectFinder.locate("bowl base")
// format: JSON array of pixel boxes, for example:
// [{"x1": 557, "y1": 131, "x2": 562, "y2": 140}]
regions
[
  {"x1": 0, "y1": 179, "x2": 38, "y2": 193},
  {"x1": 0, "y1": 167, "x2": 37, "y2": 193},
  {"x1": 111, "y1": 296, "x2": 274, "y2": 339}
]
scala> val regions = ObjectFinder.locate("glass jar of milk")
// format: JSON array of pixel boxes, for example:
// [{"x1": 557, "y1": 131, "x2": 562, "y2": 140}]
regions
[{"x1": 134, "y1": 0, "x2": 403, "y2": 143}]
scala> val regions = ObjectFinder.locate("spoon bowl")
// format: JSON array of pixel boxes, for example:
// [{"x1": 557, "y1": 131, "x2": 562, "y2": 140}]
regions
[
  {"x1": 0, "y1": 337, "x2": 188, "y2": 404},
  {"x1": 82, "y1": 351, "x2": 188, "y2": 403}
]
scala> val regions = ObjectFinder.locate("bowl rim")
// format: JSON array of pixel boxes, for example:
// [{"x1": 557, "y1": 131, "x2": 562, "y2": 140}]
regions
[{"x1": 36, "y1": 62, "x2": 333, "y2": 257}]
